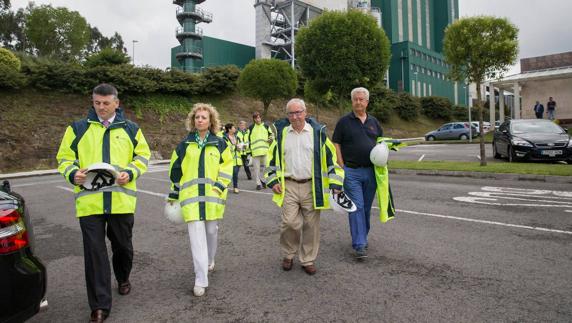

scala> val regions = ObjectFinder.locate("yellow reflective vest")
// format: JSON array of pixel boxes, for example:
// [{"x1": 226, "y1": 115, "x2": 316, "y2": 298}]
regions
[
  {"x1": 223, "y1": 133, "x2": 244, "y2": 167},
  {"x1": 374, "y1": 137, "x2": 405, "y2": 223},
  {"x1": 236, "y1": 129, "x2": 250, "y2": 156},
  {"x1": 248, "y1": 123, "x2": 273, "y2": 157},
  {"x1": 265, "y1": 118, "x2": 344, "y2": 209},
  {"x1": 56, "y1": 108, "x2": 151, "y2": 217},
  {"x1": 168, "y1": 132, "x2": 233, "y2": 221}
]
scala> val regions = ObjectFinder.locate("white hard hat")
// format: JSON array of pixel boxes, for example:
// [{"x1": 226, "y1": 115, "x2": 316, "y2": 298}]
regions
[
  {"x1": 370, "y1": 142, "x2": 389, "y2": 167},
  {"x1": 164, "y1": 200, "x2": 184, "y2": 224},
  {"x1": 81, "y1": 162, "x2": 119, "y2": 191},
  {"x1": 329, "y1": 190, "x2": 357, "y2": 214}
]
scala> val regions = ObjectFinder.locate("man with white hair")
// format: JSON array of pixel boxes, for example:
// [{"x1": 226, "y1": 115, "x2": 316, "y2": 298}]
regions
[
  {"x1": 332, "y1": 87, "x2": 383, "y2": 261},
  {"x1": 265, "y1": 98, "x2": 343, "y2": 275}
]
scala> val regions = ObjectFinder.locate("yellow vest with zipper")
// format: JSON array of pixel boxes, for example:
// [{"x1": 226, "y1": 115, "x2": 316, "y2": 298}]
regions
[{"x1": 56, "y1": 108, "x2": 151, "y2": 217}]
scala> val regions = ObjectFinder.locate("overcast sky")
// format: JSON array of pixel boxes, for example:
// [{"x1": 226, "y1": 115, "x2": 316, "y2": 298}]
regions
[{"x1": 13, "y1": 0, "x2": 572, "y2": 75}]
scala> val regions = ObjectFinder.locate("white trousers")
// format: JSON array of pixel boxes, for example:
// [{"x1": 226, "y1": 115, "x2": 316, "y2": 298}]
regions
[
  {"x1": 252, "y1": 155, "x2": 267, "y2": 186},
  {"x1": 187, "y1": 220, "x2": 218, "y2": 287}
]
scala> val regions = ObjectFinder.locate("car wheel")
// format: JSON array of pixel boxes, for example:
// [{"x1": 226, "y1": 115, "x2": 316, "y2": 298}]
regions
[
  {"x1": 493, "y1": 142, "x2": 501, "y2": 159},
  {"x1": 426, "y1": 135, "x2": 435, "y2": 141},
  {"x1": 459, "y1": 134, "x2": 468, "y2": 140},
  {"x1": 508, "y1": 145, "x2": 517, "y2": 162}
]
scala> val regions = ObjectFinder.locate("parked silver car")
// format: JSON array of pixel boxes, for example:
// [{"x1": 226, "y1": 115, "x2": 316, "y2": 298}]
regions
[{"x1": 425, "y1": 122, "x2": 478, "y2": 141}]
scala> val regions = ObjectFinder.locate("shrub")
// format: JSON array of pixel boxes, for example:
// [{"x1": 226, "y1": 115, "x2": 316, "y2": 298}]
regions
[
  {"x1": 198, "y1": 65, "x2": 240, "y2": 95},
  {"x1": 23, "y1": 60, "x2": 88, "y2": 93},
  {"x1": 84, "y1": 48, "x2": 130, "y2": 68},
  {"x1": 420, "y1": 96, "x2": 453, "y2": 120},
  {"x1": 0, "y1": 48, "x2": 21, "y2": 71},
  {"x1": 0, "y1": 64, "x2": 27, "y2": 89},
  {"x1": 368, "y1": 83, "x2": 398, "y2": 123},
  {"x1": 394, "y1": 92, "x2": 420, "y2": 121}
]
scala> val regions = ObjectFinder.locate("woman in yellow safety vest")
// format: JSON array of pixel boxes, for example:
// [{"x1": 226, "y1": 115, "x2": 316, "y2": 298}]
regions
[
  {"x1": 223, "y1": 122, "x2": 244, "y2": 194},
  {"x1": 167, "y1": 103, "x2": 233, "y2": 297}
]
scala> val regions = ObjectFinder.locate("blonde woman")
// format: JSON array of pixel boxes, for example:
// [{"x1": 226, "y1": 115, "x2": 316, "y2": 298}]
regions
[{"x1": 167, "y1": 103, "x2": 233, "y2": 297}]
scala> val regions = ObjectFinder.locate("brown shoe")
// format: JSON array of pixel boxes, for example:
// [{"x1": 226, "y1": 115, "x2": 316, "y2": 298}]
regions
[
  {"x1": 282, "y1": 258, "x2": 293, "y2": 271},
  {"x1": 302, "y1": 264, "x2": 317, "y2": 275},
  {"x1": 89, "y1": 309, "x2": 109, "y2": 323},
  {"x1": 118, "y1": 281, "x2": 131, "y2": 295}
]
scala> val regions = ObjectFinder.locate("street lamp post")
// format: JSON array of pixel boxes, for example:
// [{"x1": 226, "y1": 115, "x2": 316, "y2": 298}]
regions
[{"x1": 132, "y1": 40, "x2": 139, "y2": 65}]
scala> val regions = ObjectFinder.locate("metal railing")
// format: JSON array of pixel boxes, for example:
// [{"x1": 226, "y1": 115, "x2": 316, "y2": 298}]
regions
[
  {"x1": 175, "y1": 6, "x2": 213, "y2": 22},
  {"x1": 175, "y1": 26, "x2": 203, "y2": 37}
]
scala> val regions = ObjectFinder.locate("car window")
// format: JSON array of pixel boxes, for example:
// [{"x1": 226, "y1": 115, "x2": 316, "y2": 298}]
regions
[
  {"x1": 511, "y1": 121, "x2": 565, "y2": 134},
  {"x1": 440, "y1": 124, "x2": 452, "y2": 131},
  {"x1": 453, "y1": 124, "x2": 464, "y2": 129}
]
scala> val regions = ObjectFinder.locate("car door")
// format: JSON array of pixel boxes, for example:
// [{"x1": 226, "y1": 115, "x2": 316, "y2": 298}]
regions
[
  {"x1": 495, "y1": 122, "x2": 511, "y2": 155},
  {"x1": 452, "y1": 123, "x2": 466, "y2": 139},
  {"x1": 436, "y1": 124, "x2": 452, "y2": 140}
]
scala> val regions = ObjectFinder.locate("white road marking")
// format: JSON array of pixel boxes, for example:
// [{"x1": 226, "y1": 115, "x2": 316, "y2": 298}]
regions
[
  {"x1": 418, "y1": 154, "x2": 425, "y2": 162},
  {"x1": 13, "y1": 179, "x2": 65, "y2": 187},
  {"x1": 54, "y1": 185, "x2": 572, "y2": 236}
]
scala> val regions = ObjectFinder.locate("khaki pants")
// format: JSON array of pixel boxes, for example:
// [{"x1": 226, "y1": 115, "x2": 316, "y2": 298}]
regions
[
  {"x1": 252, "y1": 155, "x2": 267, "y2": 186},
  {"x1": 280, "y1": 180, "x2": 320, "y2": 266}
]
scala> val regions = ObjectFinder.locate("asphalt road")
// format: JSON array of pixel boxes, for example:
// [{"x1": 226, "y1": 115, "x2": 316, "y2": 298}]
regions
[
  {"x1": 12, "y1": 166, "x2": 572, "y2": 322},
  {"x1": 391, "y1": 143, "x2": 496, "y2": 162}
]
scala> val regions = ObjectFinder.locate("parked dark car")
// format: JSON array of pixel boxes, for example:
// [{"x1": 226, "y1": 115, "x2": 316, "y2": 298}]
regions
[
  {"x1": 0, "y1": 180, "x2": 47, "y2": 323},
  {"x1": 492, "y1": 119, "x2": 572, "y2": 162},
  {"x1": 425, "y1": 122, "x2": 478, "y2": 141}
]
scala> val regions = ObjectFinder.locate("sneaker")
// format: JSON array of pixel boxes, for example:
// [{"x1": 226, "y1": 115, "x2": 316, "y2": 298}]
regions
[
  {"x1": 208, "y1": 262, "x2": 215, "y2": 272},
  {"x1": 193, "y1": 286, "x2": 206, "y2": 297},
  {"x1": 355, "y1": 248, "x2": 368, "y2": 260},
  {"x1": 256, "y1": 185, "x2": 262, "y2": 190},
  {"x1": 233, "y1": 188, "x2": 239, "y2": 194}
]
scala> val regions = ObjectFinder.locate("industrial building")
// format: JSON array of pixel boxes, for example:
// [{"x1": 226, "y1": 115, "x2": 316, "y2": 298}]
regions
[{"x1": 171, "y1": 0, "x2": 468, "y2": 106}]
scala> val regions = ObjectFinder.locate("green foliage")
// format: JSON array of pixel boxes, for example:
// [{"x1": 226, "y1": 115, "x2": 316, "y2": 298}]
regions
[
  {"x1": 198, "y1": 65, "x2": 240, "y2": 95},
  {"x1": 0, "y1": 47, "x2": 20, "y2": 70},
  {"x1": 125, "y1": 94, "x2": 194, "y2": 122},
  {"x1": 25, "y1": 4, "x2": 90, "y2": 60},
  {"x1": 394, "y1": 92, "x2": 420, "y2": 121},
  {"x1": 444, "y1": 16, "x2": 518, "y2": 84},
  {"x1": 84, "y1": 48, "x2": 130, "y2": 67},
  {"x1": 451, "y1": 105, "x2": 468, "y2": 120},
  {"x1": 296, "y1": 10, "x2": 391, "y2": 103},
  {"x1": 420, "y1": 96, "x2": 453, "y2": 120},
  {"x1": 22, "y1": 59, "x2": 88, "y2": 93},
  {"x1": 238, "y1": 59, "x2": 297, "y2": 116},
  {"x1": 0, "y1": 63, "x2": 26, "y2": 89},
  {"x1": 0, "y1": 8, "x2": 26, "y2": 51},
  {"x1": 368, "y1": 83, "x2": 398, "y2": 123}
]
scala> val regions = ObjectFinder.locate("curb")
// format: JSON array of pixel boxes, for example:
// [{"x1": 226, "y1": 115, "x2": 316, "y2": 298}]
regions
[
  {"x1": 389, "y1": 168, "x2": 572, "y2": 184},
  {"x1": 1, "y1": 161, "x2": 570, "y2": 184}
]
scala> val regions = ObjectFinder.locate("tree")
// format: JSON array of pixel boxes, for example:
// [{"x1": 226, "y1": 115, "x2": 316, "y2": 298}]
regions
[
  {"x1": 443, "y1": 16, "x2": 518, "y2": 166},
  {"x1": 84, "y1": 47, "x2": 130, "y2": 67},
  {"x1": 0, "y1": 7, "x2": 26, "y2": 51},
  {"x1": 86, "y1": 27, "x2": 126, "y2": 55},
  {"x1": 25, "y1": 4, "x2": 90, "y2": 60},
  {"x1": 0, "y1": 47, "x2": 26, "y2": 89},
  {"x1": 295, "y1": 10, "x2": 391, "y2": 113},
  {"x1": 238, "y1": 59, "x2": 297, "y2": 117}
]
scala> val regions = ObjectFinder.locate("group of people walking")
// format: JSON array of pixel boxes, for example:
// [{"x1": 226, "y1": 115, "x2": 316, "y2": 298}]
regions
[
  {"x1": 533, "y1": 97, "x2": 557, "y2": 120},
  {"x1": 57, "y1": 83, "x2": 389, "y2": 322}
]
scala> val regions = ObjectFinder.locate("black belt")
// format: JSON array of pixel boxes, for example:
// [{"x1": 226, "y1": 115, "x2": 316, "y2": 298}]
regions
[
  {"x1": 345, "y1": 162, "x2": 369, "y2": 169},
  {"x1": 285, "y1": 177, "x2": 311, "y2": 184}
]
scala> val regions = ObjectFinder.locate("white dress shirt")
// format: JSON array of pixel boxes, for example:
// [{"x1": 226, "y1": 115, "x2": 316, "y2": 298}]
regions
[{"x1": 283, "y1": 122, "x2": 313, "y2": 180}]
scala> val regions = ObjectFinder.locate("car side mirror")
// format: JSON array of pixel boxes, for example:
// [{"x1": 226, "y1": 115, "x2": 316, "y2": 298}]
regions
[
  {"x1": 562, "y1": 127, "x2": 568, "y2": 132},
  {"x1": 501, "y1": 129, "x2": 508, "y2": 134}
]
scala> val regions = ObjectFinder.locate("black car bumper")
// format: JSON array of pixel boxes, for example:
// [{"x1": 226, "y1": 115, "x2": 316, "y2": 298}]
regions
[
  {"x1": 513, "y1": 145, "x2": 572, "y2": 161},
  {"x1": 0, "y1": 249, "x2": 47, "y2": 323}
]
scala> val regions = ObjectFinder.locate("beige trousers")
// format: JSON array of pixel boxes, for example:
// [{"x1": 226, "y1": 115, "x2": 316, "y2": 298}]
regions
[
  {"x1": 280, "y1": 180, "x2": 320, "y2": 266},
  {"x1": 252, "y1": 155, "x2": 267, "y2": 186}
]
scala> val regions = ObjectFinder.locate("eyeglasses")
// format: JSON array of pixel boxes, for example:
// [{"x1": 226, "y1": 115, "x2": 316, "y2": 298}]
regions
[{"x1": 287, "y1": 110, "x2": 305, "y2": 117}]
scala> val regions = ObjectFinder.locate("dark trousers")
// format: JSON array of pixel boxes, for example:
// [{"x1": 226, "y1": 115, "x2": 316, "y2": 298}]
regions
[
  {"x1": 232, "y1": 165, "x2": 239, "y2": 188},
  {"x1": 239, "y1": 155, "x2": 252, "y2": 179},
  {"x1": 79, "y1": 213, "x2": 134, "y2": 311}
]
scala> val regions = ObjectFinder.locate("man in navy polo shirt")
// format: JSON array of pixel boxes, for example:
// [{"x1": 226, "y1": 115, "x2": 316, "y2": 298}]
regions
[{"x1": 332, "y1": 87, "x2": 383, "y2": 260}]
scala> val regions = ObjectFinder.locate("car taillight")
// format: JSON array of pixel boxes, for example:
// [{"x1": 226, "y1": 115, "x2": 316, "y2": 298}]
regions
[{"x1": 0, "y1": 208, "x2": 29, "y2": 254}]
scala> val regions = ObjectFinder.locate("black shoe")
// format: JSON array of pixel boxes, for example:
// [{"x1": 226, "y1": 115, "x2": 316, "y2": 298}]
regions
[
  {"x1": 247, "y1": 176, "x2": 252, "y2": 180},
  {"x1": 355, "y1": 248, "x2": 368, "y2": 260},
  {"x1": 262, "y1": 183, "x2": 267, "y2": 189},
  {"x1": 256, "y1": 185, "x2": 262, "y2": 190}
]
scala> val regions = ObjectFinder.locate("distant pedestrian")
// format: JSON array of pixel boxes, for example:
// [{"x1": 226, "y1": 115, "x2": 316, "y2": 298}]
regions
[
  {"x1": 167, "y1": 103, "x2": 233, "y2": 297},
  {"x1": 248, "y1": 112, "x2": 274, "y2": 190},
  {"x1": 236, "y1": 120, "x2": 252, "y2": 180},
  {"x1": 546, "y1": 97, "x2": 557, "y2": 120},
  {"x1": 224, "y1": 123, "x2": 243, "y2": 194},
  {"x1": 533, "y1": 101, "x2": 544, "y2": 119}
]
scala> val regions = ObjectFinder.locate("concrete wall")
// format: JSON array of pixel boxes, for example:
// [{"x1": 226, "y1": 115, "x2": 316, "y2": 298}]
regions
[
  {"x1": 520, "y1": 78, "x2": 572, "y2": 121},
  {"x1": 521, "y1": 52, "x2": 572, "y2": 72}
]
